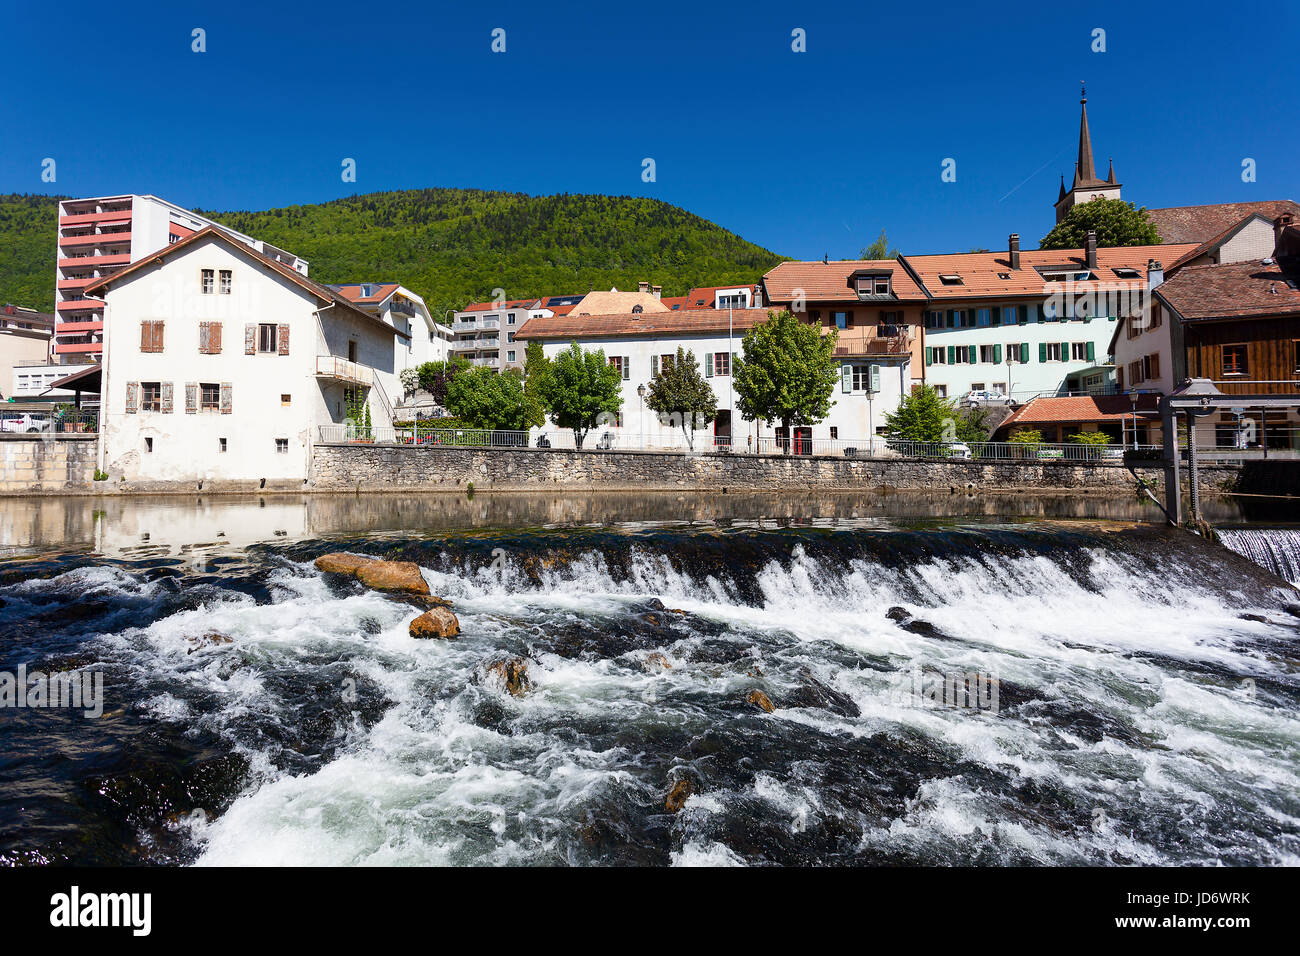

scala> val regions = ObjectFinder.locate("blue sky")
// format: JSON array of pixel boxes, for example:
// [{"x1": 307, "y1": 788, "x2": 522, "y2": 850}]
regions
[{"x1": 2, "y1": 0, "x2": 1295, "y2": 260}]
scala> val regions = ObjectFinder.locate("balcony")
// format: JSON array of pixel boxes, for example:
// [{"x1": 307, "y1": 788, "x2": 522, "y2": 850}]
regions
[
  {"x1": 54, "y1": 339, "x2": 104, "y2": 355},
  {"x1": 59, "y1": 231, "x2": 132, "y2": 248},
  {"x1": 58, "y1": 277, "x2": 99, "y2": 291},
  {"x1": 315, "y1": 355, "x2": 374, "y2": 386},
  {"x1": 59, "y1": 211, "x2": 132, "y2": 227},
  {"x1": 56, "y1": 320, "x2": 104, "y2": 334},
  {"x1": 56, "y1": 299, "x2": 105, "y2": 314},
  {"x1": 457, "y1": 317, "x2": 500, "y2": 331},
  {"x1": 59, "y1": 253, "x2": 130, "y2": 270},
  {"x1": 833, "y1": 332, "x2": 911, "y2": 357}
]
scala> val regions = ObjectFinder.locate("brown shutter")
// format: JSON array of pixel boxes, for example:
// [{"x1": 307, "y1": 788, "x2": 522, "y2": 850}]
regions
[
  {"x1": 160, "y1": 382, "x2": 174, "y2": 413},
  {"x1": 140, "y1": 323, "x2": 150, "y2": 351},
  {"x1": 199, "y1": 323, "x2": 210, "y2": 354},
  {"x1": 245, "y1": 324, "x2": 256, "y2": 355},
  {"x1": 220, "y1": 383, "x2": 233, "y2": 415},
  {"x1": 185, "y1": 382, "x2": 197, "y2": 414},
  {"x1": 125, "y1": 381, "x2": 139, "y2": 414},
  {"x1": 211, "y1": 322, "x2": 222, "y2": 353},
  {"x1": 277, "y1": 324, "x2": 290, "y2": 355},
  {"x1": 153, "y1": 321, "x2": 165, "y2": 352}
]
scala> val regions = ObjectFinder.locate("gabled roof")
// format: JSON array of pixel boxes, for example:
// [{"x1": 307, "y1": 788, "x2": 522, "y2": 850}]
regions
[
  {"x1": 327, "y1": 282, "x2": 401, "y2": 305},
  {"x1": 762, "y1": 260, "x2": 926, "y2": 303},
  {"x1": 570, "y1": 289, "x2": 670, "y2": 315},
  {"x1": 1154, "y1": 259, "x2": 1300, "y2": 321},
  {"x1": 1146, "y1": 200, "x2": 1300, "y2": 245},
  {"x1": 515, "y1": 308, "x2": 773, "y2": 340},
  {"x1": 658, "y1": 296, "x2": 690, "y2": 311},
  {"x1": 903, "y1": 244, "x2": 1196, "y2": 299},
  {"x1": 463, "y1": 299, "x2": 539, "y2": 312},
  {"x1": 1000, "y1": 394, "x2": 1160, "y2": 429},
  {"x1": 83, "y1": 226, "x2": 403, "y2": 337}
]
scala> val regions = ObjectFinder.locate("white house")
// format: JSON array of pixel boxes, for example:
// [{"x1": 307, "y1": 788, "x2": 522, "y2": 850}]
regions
[
  {"x1": 514, "y1": 308, "x2": 910, "y2": 453},
  {"x1": 326, "y1": 282, "x2": 452, "y2": 369},
  {"x1": 87, "y1": 226, "x2": 401, "y2": 485}
]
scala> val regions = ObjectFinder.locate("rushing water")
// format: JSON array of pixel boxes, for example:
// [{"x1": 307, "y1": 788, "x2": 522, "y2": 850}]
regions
[
  {"x1": 1219, "y1": 529, "x2": 1300, "y2": 587},
  {"x1": 1, "y1": 494, "x2": 1298, "y2": 867}
]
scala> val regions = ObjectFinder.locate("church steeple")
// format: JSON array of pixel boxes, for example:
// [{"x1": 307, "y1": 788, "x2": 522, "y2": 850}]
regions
[
  {"x1": 1106, "y1": 157, "x2": 1116, "y2": 185},
  {"x1": 1076, "y1": 82, "x2": 1098, "y2": 184}
]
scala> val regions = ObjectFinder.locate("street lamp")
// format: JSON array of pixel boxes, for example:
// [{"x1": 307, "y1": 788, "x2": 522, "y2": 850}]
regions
[{"x1": 637, "y1": 383, "x2": 646, "y2": 448}]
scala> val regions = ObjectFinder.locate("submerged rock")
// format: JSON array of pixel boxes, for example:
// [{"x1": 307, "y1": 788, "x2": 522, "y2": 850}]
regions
[
  {"x1": 187, "y1": 632, "x2": 233, "y2": 654},
  {"x1": 315, "y1": 552, "x2": 433, "y2": 597},
  {"x1": 885, "y1": 606, "x2": 955, "y2": 641},
  {"x1": 644, "y1": 652, "x2": 672, "y2": 672},
  {"x1": 664, "y1": 778, "x2": 695, "y2": 813},
  {"x1": 410, "y1": 607, "x2": 459, "y2": 639},
  {"x1": 746, "y1": 689, "x2": 775, "y2": 713},
  {"x1": 484, "y1": 656, "x2": 532, "y2": 698},
  {"x1": 314, "y1": 552, "x2": 372, "y2": 575}
]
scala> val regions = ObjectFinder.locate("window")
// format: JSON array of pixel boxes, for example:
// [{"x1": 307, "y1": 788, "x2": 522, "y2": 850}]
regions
[
  {"x1": 200, "y1": 383, "x2": 220, "y2": 412},
  {"x1": 850, "y1": 365, "x2": 877, "y2": 391},
  {"x1": 198, "y1": 321, "x2": 222, "y2": 354},
  {"x1": 201, "y1": 269, "x2": 215, "y2": 294},
  {"x1": 718, "y1": 292, "x2": 749, "y2": 308},
  {"x1": 258, "y1": 324, "x2": 279, "y2": 353},
  {"x1": 659, "y1": 354, "x2": 675, "y2": 371},
  {"x1": 1222, "y1": 344, "x2": 1248, "y2": 376},
  {"x1": 976, "y1": 308, "x2": 991, "y2": 327},
  {"x1": 933, "y1": 385, "x2": 947, "y2": 398},
  {"x1": 507, "y1": 332, "x2": 516, "y2": 343},
  {"x1": 144, "y1": 437, "x2": 153, "y2": 453},
  {"x1": 925, "y1": 310, "x2": 944, "y2": 329},
  {"x1": 141, "y1": 382, "x2": 162, "y2": 412},
  {"x1": 275, "y1": 439, "x2": 289, "y2": 454},
  {"x1": 1045, "y1": 343, "x2": 1064, "y2": 362},
  {"x1": 140, "y1": 320, "x2": 165, "y2": 353},
  {"x1": 609, "y1": 355, "x2": 633, "y2": 380},
  {"x1": 1071, "y1": 342, "x2": 1089, "y2": 361},
  {"x1": 218, "y1": 437, "x2": 227, "y2": 453},
  {"x1": 281, "y1": 394, "x2": 291, "y2": 406},
  {"x1": 713, "y1": 352, "x2": 730, "y2": 377},
  {"x1": 929, "y1": 347, "x2": 947, "y2": 365},
  {"x1": 507, "y1": 313, "x2": 516, "y2": 324},
  {"x1": 939, "y1": 274, "x2": 964, "y2": 286},
  {"x1": 1007, "y1": 343, "x2": 1023, "y2": 363},
  {"x1": 831, "y1": 311, "x2": 850, "y2": 330},
  {"x1": 970, "y1": 382, "x2": 985, "y2": 392},
  {"x1": 219, "y1": 269, "x2": 232, "y2": 294},
  {"x1": 1113, "y1": 267, "x2": 1140, "y2": 279},
  {"x1": 878, "y1": 311, "x2": 903, "y2": 335},
  {"x1": 991, "y1": 382, "x2": 1006, "y2": 395},
  {"x1": 979, "y1": 345, "x2": 997, "y2": 363},
  {"x1": 1294, "y1": 340, "x2": 1300, "y2": 375},
  {"x1": 1143, "y1": 353, "x2": 1161, "y2": 381},
  {"x1": 829, "y1": 427, "x2": 838, "y2": 440}
]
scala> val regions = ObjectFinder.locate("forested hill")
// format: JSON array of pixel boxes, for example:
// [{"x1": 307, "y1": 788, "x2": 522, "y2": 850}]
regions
[{"x1": 0, "y1": 189, "x2": 783, "y2": 317}]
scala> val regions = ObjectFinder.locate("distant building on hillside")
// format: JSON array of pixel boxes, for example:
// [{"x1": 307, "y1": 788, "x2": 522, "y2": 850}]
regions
[
  {"x1": 54, "y1": 194, "x2": 308, "y2": 364},
  {"x1": 1, "y1": 305, "x2": 55, "y2": 401}
]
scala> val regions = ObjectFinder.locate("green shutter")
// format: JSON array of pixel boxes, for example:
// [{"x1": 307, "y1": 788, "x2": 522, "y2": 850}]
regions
[
  {"x1": 1028, "y1": 304, "x2": 1039, "y2": 323},
  {"x1": 870, "y1": 364, "x2": 881, "y2": 393},
  {"x1": 1021, "y1": 343, "x2": 1029, "y2": 364},
  {"x1": 968, "y1": 345, "x2": 977, "y2": 364},
  {"x1": 1039, "y1": 342, "x2": 1047, "y2": 363},
  {"x1": 704, "y1": 353, "x2": 713, "y2": 377},
  {"x1": 948, "y1": 345, "x2": 956, "y2": 364},
  {"x1": 1086, "y1": 341, "x2": 1096, "y2": 362},
  {"x1": 842, "y1": 364, "x2": 852, "y2": 393},
  {"x1": 1060, "y1": 341, "x2": 1069, "y2": 361},
  {"x1": 993, "y1": 344, "x2": 1002, "y2": 364},
  {"x1": 925, "y1": 347, "x2": 933, "y2": 367}
]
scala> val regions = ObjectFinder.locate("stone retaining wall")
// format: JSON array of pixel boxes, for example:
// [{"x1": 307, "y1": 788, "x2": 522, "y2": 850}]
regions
[{"x1": 0, "y1": 436, "x2": 99, "y2": 494}]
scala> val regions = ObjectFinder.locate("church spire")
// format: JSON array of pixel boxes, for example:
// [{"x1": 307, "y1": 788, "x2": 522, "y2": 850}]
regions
[
  {"x1": 1076, "y1": 82, "x2": 1098, "y2": 183},
  {"x1": 1106, "y1": 156, "x2": 1116, "y2": 184},
  {"x1": 1058, "y1": 175, "x2": 1067, "y2": 202}
]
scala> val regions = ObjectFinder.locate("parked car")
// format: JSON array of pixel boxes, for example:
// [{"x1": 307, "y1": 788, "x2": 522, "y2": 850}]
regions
[
  {"x1": 535, "y1": 434, "x2": 551, "y2": 449},
  {"x1": 1, "y1": 413, "x2": 51, "y2": 433},
  {"x1": 963, "y1": 390, "x2": 1015, "y2": 407},
  {"x1": 947, "y1": 442, "x2": 972, "y2": 459}
]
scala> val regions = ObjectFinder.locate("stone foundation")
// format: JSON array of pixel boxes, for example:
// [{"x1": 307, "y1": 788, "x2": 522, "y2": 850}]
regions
[{"x1": 0, "y1": 436, "x2": 99, "y2": 494}]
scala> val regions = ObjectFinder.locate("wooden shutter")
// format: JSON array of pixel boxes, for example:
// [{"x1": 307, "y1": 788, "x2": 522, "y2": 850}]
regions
[
  {"x1": 1060, "y1": 341, "x2": 1069, "y2": 361},
  {"x1": 220, "y1": 383, "x2": 233, "y2": 415},
  {"x1": 154, "y1": 321, "x2": 164, "y2": 352},
  {"x1": 925, "y1": 347, "x2": 933, "y2": 367},
  {"x1": 185, "y1": 383, "x2": 198, "y2": 414},
  {"x1": 994, "y1": 344, "x2": 1002, "y2": 364},
  {"x1": 991, "y1": 306, "x2": 1002, "y2": 326},
  {"x1": 160, "y1": 382, "x2": 174, "y2": 413},
  {"x1": 125, "y1": 381, "x2": 139, "y2": 414},
  {"x1": 869, "y1": 364, "x2": 881, "y2": 394},
  {"x1": 968, "y1": 345, "x2": 977, "y2": 365},
  {"x1": 140, "y1": 323, "x2": 150, "y2": 351},
  {"x1": 1086, "y1": 342, "x2": 1096, "y2": 362},
  {"x1": 199, "y1": 323, "x2": 210, "y2": 354},
  {"x1": 245, "y1": 324, "x2": 256, "y2": 354},
  {"x1": 947, "y1": 345, "x2": 956, "y2": 365},
  {"x1": 841, "y1": 364, "x2": 851, "y2": 392},
  {"x1": 622, "y1": 357, "x2": 630, "y2": 380},
  {"x1": 1039, "y1": 342, "x2": 1048, "y2": 363},
  {"x1": 1020, "y1": 343, "x2": 1029, "y2": 364},
  {"x1": 946, "y1": 310, "x2": 956, "y2": 328},
  {"x1": 211, "y1": 322, "x2": 222, "y2": 353},
  {"x1": 277, "y1": 324, "x2": 290, "y2": 355},
  {"x1": 704, "y1": 353, "x2": 713, "y2": 377}
]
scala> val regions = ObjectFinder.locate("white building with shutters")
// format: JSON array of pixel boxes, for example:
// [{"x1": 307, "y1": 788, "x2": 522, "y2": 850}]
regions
[
  {"x1": 514, "y1": 309, "x2": 910, "y2": 451},
  {"x1": 88, "y1": 226, "x2": 402, "y2": 486}
]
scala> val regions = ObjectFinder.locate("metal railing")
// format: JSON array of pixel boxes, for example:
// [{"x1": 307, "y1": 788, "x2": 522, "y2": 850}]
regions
[{"x1": 315, "y1": 356, "x2": 374, "y2": 385}]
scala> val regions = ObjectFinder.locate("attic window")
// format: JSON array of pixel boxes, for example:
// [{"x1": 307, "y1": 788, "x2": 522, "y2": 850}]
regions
[
  {"x1": 939, "y1": 274, "x2": 964, "y2": 286},
  {"x1": 1112, "y1": 267, "x2": 1140, "y2": 279},
  {"x1": 853, "y1": 273, "x2": 892, "y2": 296},
  {"x1": 631, "y1": 305, "x2": 644, "y2": 313},
  {"x1": 997, "y1": 272, "x2": 1011, "y2": 280}
]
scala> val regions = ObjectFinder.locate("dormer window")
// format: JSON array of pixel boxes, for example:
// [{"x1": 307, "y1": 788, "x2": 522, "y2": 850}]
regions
[
  {"x1": 1112, "y1": 267, "x2": 1140, "y2": 279},
  {"x1": 997, "y1": 272, "x2": 1011, "y2": 280},
  {"x1": 939, "y1": 274, "x2": 964, "y2": 286},
  {"x1": 853, "y1": 273, "x2": 892, "y2": 297},
  {"x1": 631, "y1": 305, "x2": 644, "y2": 313}
]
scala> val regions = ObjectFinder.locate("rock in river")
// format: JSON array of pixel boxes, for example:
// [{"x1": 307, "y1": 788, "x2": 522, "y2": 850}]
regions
[
  {"x1": 410, "y1": 607, "x2": 460, "y2": 640},
  {"x1": 314, "y1": 552, "x2": 431, "y2": 596},
  {"x1": 484, "y1": 656, "x2": 532, "y2": 698}
]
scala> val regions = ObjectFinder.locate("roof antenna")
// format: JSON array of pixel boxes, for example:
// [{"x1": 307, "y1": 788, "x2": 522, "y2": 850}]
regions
[{"x1": 823, "y1": 253, "x2": 829, "y2": 264}]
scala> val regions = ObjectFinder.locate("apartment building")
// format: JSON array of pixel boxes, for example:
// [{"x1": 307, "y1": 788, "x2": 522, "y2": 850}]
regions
[
  {"x1": 449, "y1": 299, "x2": 538, "y2": 373},
  {"x1": 53, "y1": 194, "x2": 307, "y2": 364},
  {"x1": 86, "y1": 226, "x2": 399, "y2": 484},
  {"x1": 0, "y1": 305, "x2": 55, "y2": 400},
  {"x1": 515, "y1": 308, "x2": 911, "y2": 451},
  {"x1": 761, "y1": 259, "x2": 927, "y2": 389},
  {"x1": 905, "y1": 234, "x2": 1196, "y2": 402}
]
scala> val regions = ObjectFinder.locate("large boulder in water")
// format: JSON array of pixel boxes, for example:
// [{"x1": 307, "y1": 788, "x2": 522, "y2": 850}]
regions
[
  {"x1": 484, "y1": 656, "x2": 532, "y2": 698},
  {"x1": 315, "y1": 552, "x2": 432, "y2": 597},
  {"x1": 664, "y1": 778, "x2": 695, "y2": 813},
  {"x1": 314, "y1": 552, "x2": 373, "y2": 575},
  {"x1": 410, "y1": 607, "x2": 459, "y2": 639}
]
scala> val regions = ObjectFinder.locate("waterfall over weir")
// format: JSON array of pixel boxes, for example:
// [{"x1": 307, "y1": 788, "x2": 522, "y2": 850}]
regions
[{"x1": 1219, "y1": 529, "x2": 1300, "y2": 586}]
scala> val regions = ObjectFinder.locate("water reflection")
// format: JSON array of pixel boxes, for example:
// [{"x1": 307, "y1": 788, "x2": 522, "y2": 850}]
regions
[{"x1": 0, "y1": 490, "x2": 1293, "y2": 559}]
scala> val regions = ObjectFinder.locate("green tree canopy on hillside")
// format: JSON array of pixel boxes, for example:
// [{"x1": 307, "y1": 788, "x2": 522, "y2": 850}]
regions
[
  {"x1": 645, "y1": 346, "x2": 717, "y2": 450},
  {"x1": 733, "y1": 310, "x2": 839, "y2": 446},
  {"x1": 535, "y1": 341, "x2": 623, "y2": 448},
  {"x1": 1040, "y1": 198, "x2": 1160, "y2": 249}
]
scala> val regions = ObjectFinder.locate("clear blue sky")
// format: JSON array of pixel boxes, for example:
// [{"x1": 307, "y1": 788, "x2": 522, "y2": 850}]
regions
[{"x1": 2, "y1": 0, "x2": 1295, "y2": 260}]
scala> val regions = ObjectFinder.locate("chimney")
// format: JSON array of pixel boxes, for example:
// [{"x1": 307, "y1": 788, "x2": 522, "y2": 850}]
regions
[
  {"x1": 1274, "y1": 214, "x2": 1295, "y2": 257},
  {"x1": 637, "y1": 280, "x2": 650, "y2": 294},
  {"x1": 651, "y1": 284, "x2": 662, "y2": 300},
  {"x1": 1084, "y1": 231, "x2": 1098, "y2": 270},
  {"x1": 1008, "y1": 234, "x2": 1021, "y2": 270},
  {"x1": 1146, "y1": 259, "x2": 1164, "y2": 289}
]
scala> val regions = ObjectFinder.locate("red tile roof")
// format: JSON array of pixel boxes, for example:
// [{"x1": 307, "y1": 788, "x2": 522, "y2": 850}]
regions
[
  {"x1": 329, "y1": 282, "x2": 401, "y2": 304},
  {"x1": 1000, "y1": 394, "x2": 1160, "y2": 428},
  {"x1": 683, "y1": 284, "x2": 760, "y2": 308},
  {"x1": 515, "y1": 308, "x2": 775, "y2": 340},
  {"x1": 763, "y1": 260, "x2": 926, "y2": 303},
  {"x1": 462, "y1": 299, "x2": 539, "y2": 312},
  {"x1": 1155, "y1": 260, "x2": 1300, "y2": 320},
  {"x1": 658, "y1": 296, "x2": 690, "y2": 311},
  {"x1": 83, "y1": 226, "x2": 403, "y2": 337},
  {"x1": 1147, "y1": 200, "x2": 1300, "y2": 245},
  {"x1": 904, "y1": 244, "x2": 1196, "y2": 299}
]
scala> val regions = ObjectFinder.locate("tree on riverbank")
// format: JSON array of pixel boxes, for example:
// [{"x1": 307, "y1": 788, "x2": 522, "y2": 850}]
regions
[
  {"x1": 883, "y1": 386, "x2": 990, "y2": 442},
  {"x1": 645, "y1": 346, "x2": 717, "y2": 451},
  {"x1": 444, "y1": 367, "x2": 536, "y2": 430},
  {"x1": 733, "y1": 310, "x2": 839, "y2": 450},
  {"x1": 535, "y1": 341, "x2": 623, "y2": 448}
]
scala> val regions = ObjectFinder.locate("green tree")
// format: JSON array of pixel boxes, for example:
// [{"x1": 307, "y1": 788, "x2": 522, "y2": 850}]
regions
[
  {"x1": 535, "y1": 341, "x2": 623, "y2": 448},
  {"x1": 859, "y1": 229, "x2": 899, "y2": 260},
  {"x1": 444, "y1": 366, "x2": 535, "y2": 430},
  {"x1": 733, "y1": 310, "x2": 839, "y2": 449},
  {"x1": 882, "y1": 385, "x2": 956, "y2": 441},
  {"x1": 1040, "y1": 198, "x2": 1160, "y2": 249},
  {"x1": 414, "y1": 358, "x2": 468, "y2": 407},
  {"x1": 645, "y1": 346, "x2": 717, "y2": 451},
  {"x1": 522, "y1": 341, "x2": 550, "y2": 429},
  {"x1": 955, "y1": 406, "x2": 992, "y2": 443}
]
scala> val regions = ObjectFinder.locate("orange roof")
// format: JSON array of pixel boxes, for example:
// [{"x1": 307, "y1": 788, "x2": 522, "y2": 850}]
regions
[
  {"x1": 658, "y1": 295, "x2": 690, "y2": 310},
  {"x1": 904, "y1": 244, "x2": 1197, "y2": 299},
  {"x1": 1147, "y1": 200, "x2": 1300, "y2": 244},
  {"x1": 1156, "y1": 260, "x2": 1300, "y2": 320},
  {"x1": 515, "y1": 308, "x2": 775, "y2": 340},
  {"x1": 83, "y1": 226, "x2": 403, "y2": 337},
  {"x1": 1000, "y1": 394, "x2": 1160, "y2": 428},
  {"x1": 463, "y1": 299, "x2": 539, "y2": 312},
  {"x1": 683, "y1": 284, "x2": 760, "y2": 308},
  {"x1": 329, "y1": 282, "x2": 401, "y2": 304},
  {"x1": 763, "y1": 260, "x2": 926, "y2": 303}
]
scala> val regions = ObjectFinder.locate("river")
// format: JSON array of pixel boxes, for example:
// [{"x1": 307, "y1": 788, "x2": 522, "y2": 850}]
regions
[{"x1": 0, "y1": 492, "x2": 1297, "y2": 866}]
